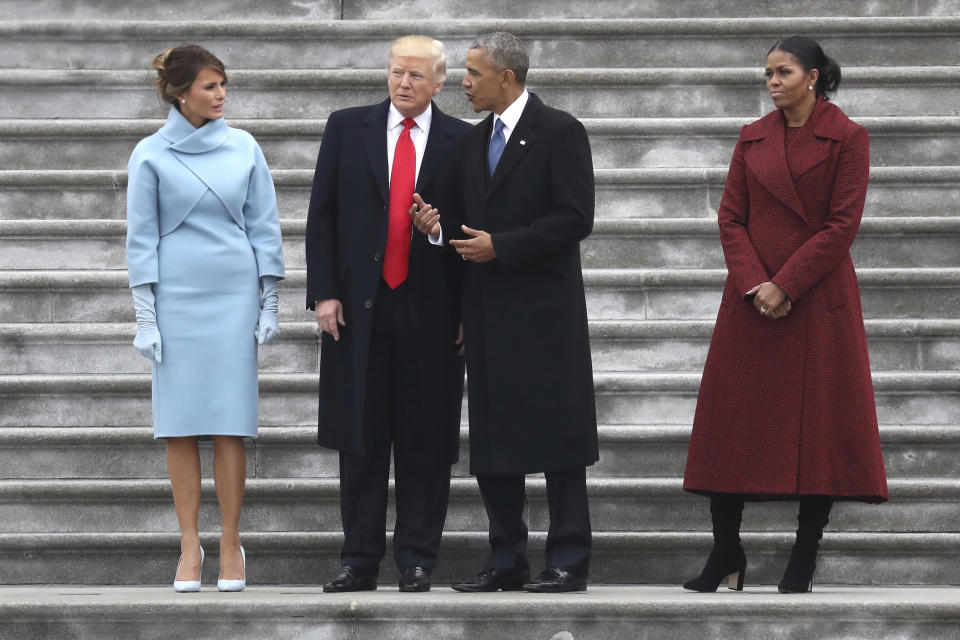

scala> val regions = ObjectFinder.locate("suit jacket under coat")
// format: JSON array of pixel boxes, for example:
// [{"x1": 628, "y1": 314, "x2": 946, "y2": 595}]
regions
[
  {"x1": 441, "y1": 93, "x2": 599, "y2": 475},
  {"x1": 683, "y1": 97, "x2": 888, "y2": 503},
  {"x1": 305, "y1": 99, "x2": 471, "y2": 461},
  {"x1": 126, "y1": 107, "x2": 285, "y2": 288}
]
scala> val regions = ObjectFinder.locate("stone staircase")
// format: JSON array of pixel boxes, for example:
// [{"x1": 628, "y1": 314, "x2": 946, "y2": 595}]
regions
[{"x1": 1, "y1": 2, "x2": 959, "y2": 638}]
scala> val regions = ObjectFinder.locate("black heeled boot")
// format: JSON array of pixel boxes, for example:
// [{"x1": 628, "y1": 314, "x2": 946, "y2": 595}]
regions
[
  {"x1": 778, "y1": 495, "x2": 833, "y2": 593},
  {"x1": 683, "y1": 494, "x2": 747, "y2": 592}
]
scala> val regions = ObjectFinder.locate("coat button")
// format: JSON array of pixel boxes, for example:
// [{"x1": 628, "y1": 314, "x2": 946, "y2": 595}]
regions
[
  {"x1": 364, "y1": 299, "x2": 373, "y2": 309},
  {"x1": 373, "y1": 252, "x2": 381, "y2": 263}
]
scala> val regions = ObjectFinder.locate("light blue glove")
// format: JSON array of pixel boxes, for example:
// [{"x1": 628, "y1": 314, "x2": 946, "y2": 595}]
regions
[
  {"x1": 131, "y1": 283, "x2": 162, "y2": 363},
  {"x1": 255, "y1": 276, "x2": 279, "y2": 345}
]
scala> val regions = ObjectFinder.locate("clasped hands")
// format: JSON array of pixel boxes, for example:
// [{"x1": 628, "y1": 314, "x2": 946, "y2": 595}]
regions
[
  {"x1": 747, "y1": 281, "x2": 792, "y2": 319},
  {"x1": 409, "y1": 193, "x2": 496, "y2": 262}
]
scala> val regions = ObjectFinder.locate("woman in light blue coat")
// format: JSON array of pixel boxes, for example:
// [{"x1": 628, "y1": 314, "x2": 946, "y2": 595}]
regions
[{"x1": 126, "y1": 45, "x2": 285, "y2": 592}]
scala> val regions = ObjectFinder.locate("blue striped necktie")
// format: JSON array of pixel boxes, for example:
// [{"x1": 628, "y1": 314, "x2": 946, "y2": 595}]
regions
[{"x1": 487, "y1": 118, "x2": 505, "y2": 177}]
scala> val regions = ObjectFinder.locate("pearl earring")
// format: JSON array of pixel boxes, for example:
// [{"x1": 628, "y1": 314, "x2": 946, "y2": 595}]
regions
[
  {"x1": 180, "y1": 99, "x2": 186, "y2": 104},
  {"x1": 808, "y1": 85, "x2": 814, "y2": 90}
]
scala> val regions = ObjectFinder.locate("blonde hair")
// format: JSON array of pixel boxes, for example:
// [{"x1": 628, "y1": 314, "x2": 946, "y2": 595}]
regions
[
  {"x1": 151, "y1": 45, "x2": 227, "y2": 108},
  {"x1": 387, "y1": 36, "x2": 446, "y2": 84}
]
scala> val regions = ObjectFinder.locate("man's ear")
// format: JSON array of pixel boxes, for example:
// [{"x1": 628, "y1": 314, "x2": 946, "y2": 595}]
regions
[{"x1": 502, "y1": 69, "x2": 516, "y2": 87}]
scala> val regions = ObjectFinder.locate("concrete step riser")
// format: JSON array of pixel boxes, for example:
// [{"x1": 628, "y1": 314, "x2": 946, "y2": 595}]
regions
[
  {"x1": 2, "y1": 82, "x2": 955, "y2": 119},
  {"x1": 3, "y1": 176, "x2": 956, "y2": 221},
  {"x1": 1, "y1": 385, "x2": 955, "y2": 428},
  {"x1": 1, "y1": 483, "x2": 954, "y2": 534},
  {"x1": 0, "y1": 532, "x2": 955, "y2": 585},
  {"x1": 8, "y1": 130, "x2": 958, "y2": 170},
  {"x1": 0, "y1": 426, "x2": 954, "y2": 480},
  {"x1": 4, "y1": 330, "x2": 958, "y2": 375},
  {"x1": 2, "y1": 0, "x2": 957, "y2": 19},
  {"x1": 5, "y1": 31, "x2": 957, "y2": 71},
  {"x1": 5, "y1": 589, "x2": 960, "y2": 640},
  {"x1": 4, "y1": 229, "x2": 958, "y2": 271},
  {"x1": 2, "y1": 276, "x2": 957, "y2": 323}
]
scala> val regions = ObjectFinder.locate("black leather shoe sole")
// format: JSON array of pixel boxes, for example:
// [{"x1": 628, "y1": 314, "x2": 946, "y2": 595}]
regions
[
  {"x1": 399, "y1": 581, "x2": 431, "y2": 593},
  {"x1": 522, "y1": 579, "x2": 587, "y2": 593},
  {"x1": 450, "y1": 580, "x2": 526, "y2": 593},
  {"x1": 322, "y1": 579, "x2": 377, "y2": 593}
]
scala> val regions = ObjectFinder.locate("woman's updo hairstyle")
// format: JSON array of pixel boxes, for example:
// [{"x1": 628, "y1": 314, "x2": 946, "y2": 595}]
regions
[
  {"x1": 151, "y1": 45, "x2": 227, "y2": 108},
  {"x1": 768, "y1": 36, "x2": 841, "y2": 100}
]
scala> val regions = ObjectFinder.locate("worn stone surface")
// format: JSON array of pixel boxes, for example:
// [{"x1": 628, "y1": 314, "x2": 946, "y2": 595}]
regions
[{"x1": 1, "y1": 585, "x2": 959, "y2": 640}]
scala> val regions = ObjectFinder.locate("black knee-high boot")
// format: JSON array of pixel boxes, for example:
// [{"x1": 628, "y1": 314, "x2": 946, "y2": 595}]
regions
[
  {"x1": 778, "y1": 495, "x2": 833, "y2": 593},
  {"x1": 683, "y1": 494, "x2": 746, "y2": 592}
]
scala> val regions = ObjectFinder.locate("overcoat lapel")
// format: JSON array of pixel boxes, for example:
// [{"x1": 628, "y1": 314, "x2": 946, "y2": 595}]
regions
[
  {"x1": 791, "y1": 98, "x2": 841, "y2": 179},
  {"x1": 743, "y1": 112, "x2": 808, "y2": 223},
  {"x1": 416, "y1": 104, "x2": 455, "y2": 193},
  {"x1": 485, "y1": 95, "x2": 540, "y2": 200},
  {"x1": 360, "y1": 100, "x2": 390, "y2": 206}
]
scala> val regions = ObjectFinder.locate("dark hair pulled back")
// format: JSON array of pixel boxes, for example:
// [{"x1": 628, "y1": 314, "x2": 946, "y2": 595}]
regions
[
  {"x1": 768, "y1": 36, "x2": 841, "y2": 100},
  {"x1": 151, "y1": 45, "x2": 227, "y2": 108}
]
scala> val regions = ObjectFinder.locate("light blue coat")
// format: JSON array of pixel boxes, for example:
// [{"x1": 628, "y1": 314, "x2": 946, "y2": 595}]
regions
[
  {"x1": 127, "y1": 107, "x2": 284, "y2": 287},
  {"x1": 126, "y1": 107, "x2": 284, "y2": 439}
]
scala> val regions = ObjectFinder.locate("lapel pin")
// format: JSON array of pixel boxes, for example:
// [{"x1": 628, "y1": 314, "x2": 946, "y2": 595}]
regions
[{"x1": 519, "y1": 140, "x2": 526, "y2": 146}]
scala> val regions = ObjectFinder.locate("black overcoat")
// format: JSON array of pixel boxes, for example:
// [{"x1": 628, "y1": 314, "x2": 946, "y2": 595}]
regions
[
  {"x1": 441, "y1": 93, "x2": 599, "y2": 475},
  {"x1": 305, "y1": 99, "x2": 471, "y2": 462}
]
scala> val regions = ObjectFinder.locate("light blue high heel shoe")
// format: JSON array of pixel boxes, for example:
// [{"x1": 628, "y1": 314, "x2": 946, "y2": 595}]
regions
[
  {"x1": 173, "y1": 546, "x2": 204, "y2": 593},
  {"x1": 217, "y1": 546, "x2": 246, "y2": 592}
]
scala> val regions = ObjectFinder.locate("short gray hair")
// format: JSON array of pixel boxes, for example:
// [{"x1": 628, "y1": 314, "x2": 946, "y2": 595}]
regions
[{"x1": 469, "y1": 32, "x2": 528, "y2": 84}]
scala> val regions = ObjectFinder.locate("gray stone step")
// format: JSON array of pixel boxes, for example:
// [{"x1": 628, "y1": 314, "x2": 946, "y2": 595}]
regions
[
  {"x1": 1, "y1": 423, "x2": 957, "y2": 481},
  {"x1": 0, "y1": 476, "x2": 955, "y2": 534},
  {"x1": 1, "y1": 371, "x2": 956, "y2": 428},
  {"x1": 1, "y1": 0, "x2": 955, "y2": 19},
  {"x1": 3, "y1": 586, "x2": 960, "y2": 640},
  {"x1": 2, "y1": 267, "x2": 958, "y2": 324},
  {"x1": 2, "y1": 167, "x2": 957, "y2": 221},
  {"x1": 0, "y1": 529, "x2": 957, "y2": 586},
  {"x1": 4, "y1": 318, "x2": 959, "y2": 375},
  {"x1": 4, "y1": 216, "x2": 959, "y2": 271},
  {"x1": 3, "y1": 18, "x2": 958, "y2": 70},
  {"x1": 2, "y1": 67, "x2": 956, "y2": 119},
  {"x1": 5, "y1": 117, "x2": 957, "y2": 170}
]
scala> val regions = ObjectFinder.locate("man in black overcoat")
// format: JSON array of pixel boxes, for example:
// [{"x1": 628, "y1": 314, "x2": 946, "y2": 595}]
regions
[
  {"x1": 413, "y1": 32, "x2": 599, "y2": 593},
  {"x1": 305, "y1": 36, "x2": 470, "y2": 593}
]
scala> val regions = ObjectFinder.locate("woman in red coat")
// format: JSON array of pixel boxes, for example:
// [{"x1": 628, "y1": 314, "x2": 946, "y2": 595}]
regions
[{"x1": 682, "y1": 37, "x2": 888, "y2": 594}]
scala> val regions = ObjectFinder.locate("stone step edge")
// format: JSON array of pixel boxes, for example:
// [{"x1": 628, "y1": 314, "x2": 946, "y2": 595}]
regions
[
  {"x1": 1, "y1": 371, "x2": 957, "y2": 394},
  {"x1": 1, "y1": 268, "x2": 957, "y2": 289},
  {"x1": 2, "y1": 586, "x2": 959, "y2": 621},
  {"x1": 3, "y1": 116, "x2": 959, "y2": 137},
  {"x1": 2, "y1": 66, "x2": 956, "y2": 88},
  {"x1": 6, "y1": 318, "x2": 960, "y2": 341},
  {"x1": 0, "y1": 476, "x2": 954, "y2": 501},
  {"x1": 1, "y1": 424, "x2": 957, "y2": 445},
  {"x1": 1, "y1": 166, "x2": 955, "y2": 187},
  {"x1": 0, "y1": 530, "x2": 956, "y2": 552},
  {"x1": 4, "y1": 16, "x2": 959, "y2": 38},
  {"x1": 4, "y1": 216, "x2": 960, "y2": 238}
]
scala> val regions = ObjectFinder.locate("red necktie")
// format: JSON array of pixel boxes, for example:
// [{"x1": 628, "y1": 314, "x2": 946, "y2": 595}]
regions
[{"x1": 383, "y1": 118, "x2": 416, "y2": 288}]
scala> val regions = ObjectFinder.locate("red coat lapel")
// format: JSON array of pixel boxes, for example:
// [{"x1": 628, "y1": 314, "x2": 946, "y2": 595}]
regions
[
  {"x1": 742, "y1": 107, "x2": 807, "y2": 222},
  {"x1": 742, "y1": 96, "x2": 847, "y2": 225}
]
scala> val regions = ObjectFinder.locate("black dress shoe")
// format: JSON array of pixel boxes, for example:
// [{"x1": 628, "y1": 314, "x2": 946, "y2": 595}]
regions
[
  {"x1": 322, "y1": 565, "x2": 377, "y2": 593},
  {"x1": 451, "y1": 567, "x2": 529, "y2": 592},
  {"x1": 522, "y1": 567, "x2": 587, "y2": 593},
  {"x1": 398, "y1": 566, "x2": 431, "y2": 592}
]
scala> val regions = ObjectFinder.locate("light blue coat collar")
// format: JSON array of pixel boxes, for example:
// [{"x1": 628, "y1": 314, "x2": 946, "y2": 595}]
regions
[{"x1": 158, "y1": 106, "x2": 229, "y2": 154}]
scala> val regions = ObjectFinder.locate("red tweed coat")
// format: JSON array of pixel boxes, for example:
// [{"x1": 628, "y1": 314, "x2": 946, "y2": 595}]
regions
[{"x1": 683, "y1": 97, "x2": 888, "y2": 503}]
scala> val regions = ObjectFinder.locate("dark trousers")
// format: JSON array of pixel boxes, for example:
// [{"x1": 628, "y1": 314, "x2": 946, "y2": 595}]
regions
[
  {"x1": 338, "y1": 280, "x2": 452, "y2": 576},
  {"x1": 476, "y1": 466, "x2": 592, "y2": 578}
]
